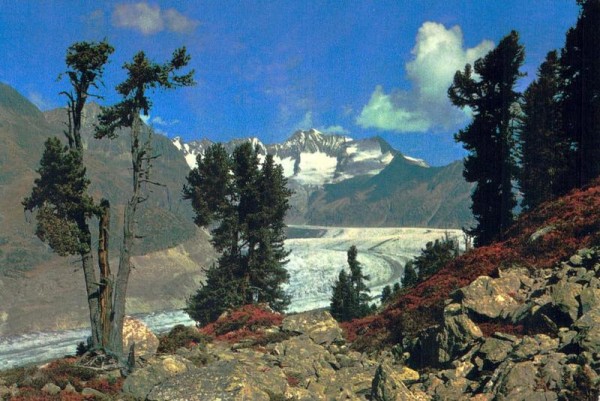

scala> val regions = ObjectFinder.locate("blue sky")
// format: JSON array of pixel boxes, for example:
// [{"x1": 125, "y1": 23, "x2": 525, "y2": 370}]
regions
[{"x1": 0, "y1": 1, "x2": 580, "y2": 165}]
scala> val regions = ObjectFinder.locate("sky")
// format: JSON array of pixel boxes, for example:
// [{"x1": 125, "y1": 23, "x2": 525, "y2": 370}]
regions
[{"x1": 0, "y1": 1, "x2": 580, "y2": 166}]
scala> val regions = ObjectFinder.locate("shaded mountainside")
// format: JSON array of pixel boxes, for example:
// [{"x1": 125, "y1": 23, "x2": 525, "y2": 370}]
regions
[
  {"x1": 0, "y1": 84, "x2": 215, "y2": 335},
  {"x1": 174, "y1": 129, "x2": 473, "y2": 228},
  {"x1": 306, "y1": 157, "x2": 473, "y2": 228}
]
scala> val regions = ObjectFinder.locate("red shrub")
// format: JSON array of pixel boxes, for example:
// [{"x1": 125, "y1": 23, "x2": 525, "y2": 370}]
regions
[
  {"x1": 199, "y1": 304, "x2": 283, "y2": 343},
  {"x1": 479, "y1": 322, "x2": 524, "y2": 337},
  {"x1": 349, "y1": 180, "x2": 600, "y2": 351}
]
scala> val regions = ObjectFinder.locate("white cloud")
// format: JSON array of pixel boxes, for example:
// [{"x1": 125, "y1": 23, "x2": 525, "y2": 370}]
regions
[
  {"x1": 151, "y1": 116, "x2": 179, "y2": 126},
  {"x1": 112, "y1": 3, "x2": 198, "y2": 35},
  {"x1": 163, "y1": 8, "x2": 199, "y2": 33},
  {"x1": 27, "y1": 91, "x2": 54, "y2": 111},
  {"x1": 357, "y1": 22, "x2": 494, "y2": 133},
  {"x1": 295, "y1": 111, "x2": 314, "y2": 131},
  {"x1": 320, "y1": 125, "x2": 349, "y2": 135}
]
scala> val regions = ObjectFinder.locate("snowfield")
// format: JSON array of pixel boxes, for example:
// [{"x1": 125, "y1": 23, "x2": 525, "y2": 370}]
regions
[{"x1": 284, "y1": 225, "x2": 463, "y2": 312}]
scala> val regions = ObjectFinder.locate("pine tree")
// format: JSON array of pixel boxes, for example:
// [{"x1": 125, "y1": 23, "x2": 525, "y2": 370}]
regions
[
  {"x1": 381, "y1": 285, "x2": 392, "y2": 303},
  {"x1": 519, "y1": 51, "x2": 572, "y2": 209},
  {"x1": 329, "y1": 246, "x2": 370, "y2": 322},
  {"x1": 330, "y1": 270, "x2": 354, "y2": 322},
  {"x1": 347, "y1": 245, "x2": 370, "y2": 317},
  {"x1": 414, "y1": 237, "x2": 458, "y2": 280},
  {"x1": 560, "y1": 0, "x2": 600, "y2": 189},
  {"x1": 96, "y1": 47, "x2": 194, "y2": 359},
  {"x1": 449, "y1": 31, "x2": 524, "y2": 247},
  {"x1": 23, "y1": 41, "x2": 114, "y2": 351},
  {"x1": 183, "y1": 142, "x2": 292, "y2": 324},
  {"x1": 402, "y1": 261, "x2": 419, "y2": 288}
]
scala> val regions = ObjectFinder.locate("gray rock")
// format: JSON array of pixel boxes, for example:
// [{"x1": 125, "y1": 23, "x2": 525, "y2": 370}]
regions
[
  {"x1": 550, "y1": 281, "x2": 582, "y2": 323},
  {"x1": 530, "y1": 225, "x2": 556, "y2": 242},
  {"x1": 122, "y1": 354, "x2": 197, "y2": 399},
  {"x1": 460, "y1": 275, "x2": 521, "y2": 320},
  {"x1": 82, "y1": 387, "x2": 110, "y2": 400},
  {"x1": 580, "y1": 287, "x2": 600, "y2": 315},
  {"x1": 148, "y1": 359, "x2": 284, "y2": 401},
  {"x1": 371, "y1": 363, "x2": 428, "y2": 401},
  {"x1": 438, "y1": 303, "x2": 482, "y2": 364},
  {"x1": 63, "y1": 383, "x2": 77, "y2": 393},
  {"x1": 282, "y1": 310, "x2": 344, "y2": 346},
  {"x1": 572, "y1": 308, "x2": 600, "y2": 354},
  {"x1": 479, "y1": 337, "x2": 514, "y2": 366},
  {"x1": 41, "y1": 382, "x2": 61, "y2": 395}
]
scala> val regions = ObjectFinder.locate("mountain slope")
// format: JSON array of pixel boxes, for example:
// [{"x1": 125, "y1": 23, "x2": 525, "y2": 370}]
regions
[
  {"x1": 173, "y1": 129, "x2": 472, "y2": 228},
  {"x1": 0, "y1": 84, "x2": 215, "y2": 335},
  {"x1": 306, "y1": 157, "x2": 473, "y2": 228}
]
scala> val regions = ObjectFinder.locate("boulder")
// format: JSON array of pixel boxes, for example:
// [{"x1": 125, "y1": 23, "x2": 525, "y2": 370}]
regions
[
  {"x1": 148, "y1": 358, "x2": 286, "y2": 401},
  {"x1": 122, "y1": 354, "x2": 197, "y2": 399},
  {"x1": 572, "y1": 308, "x2": 600, "y2": 354},
  {"x1": 550, "y1": 281, "x2": 582, "y2": 323},
  {"x1": 41, "y1": 382, "x2": 61, "y2": 395},
  {"x1": 478, "y1": 336, "x2": 514, "y2": 367},
  {"x1": 460, "y1": 275, "x2": 521, "y2": 320},
  {"x1": 371, "y1": 363, "x2": 430, "y2": 401},
  {"x1": 282, "y1": 310, "x2": 344, "y2": 346},
  {"x1": 438, "y1": 303, "x2": 483, "y2": 364},
  {"x1": 122, "y1": 315, "x2": 159, "y2": 359},
  {"x1": 580, "y1": 287, "x2": 600, "y2": 315}
]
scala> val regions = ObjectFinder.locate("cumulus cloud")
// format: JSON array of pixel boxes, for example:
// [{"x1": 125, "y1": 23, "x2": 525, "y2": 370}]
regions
[
  {"x1": 357, "y1": 22, "x2": 494, "y2": 133},
  {"x1": 112, "y1": 3, "x2": 198, "y2": 35}
]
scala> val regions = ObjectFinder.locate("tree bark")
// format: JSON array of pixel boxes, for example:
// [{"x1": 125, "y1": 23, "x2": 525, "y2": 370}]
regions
[
  {"x1": 97, "y1": 199, "x2": 113, "y2": 348},
  {"x1": 109, "y1": 115, "x2": 143, "y2": 359}
]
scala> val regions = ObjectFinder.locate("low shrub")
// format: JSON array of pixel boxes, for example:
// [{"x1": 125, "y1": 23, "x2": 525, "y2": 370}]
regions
[
  {"x1": 200, "y1": 304, "x2": 283, "y2": 343},
  {"x1": 157, "y1": 324, "x2": 210, "y2": 354}
]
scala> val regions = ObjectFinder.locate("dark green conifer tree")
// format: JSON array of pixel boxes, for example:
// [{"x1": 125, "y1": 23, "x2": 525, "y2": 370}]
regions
[
  {"x1": 330, "y1": 270, "x2": 354, "y2": 322},
  {"x1": 448, "y1": 31, "x2": 525, "y2": 246},
  {"x1": 414, "y1": 237, "x2": 458, "y2": 280},
  {"x1": 519, "y1": 51, "x2": 572, "y2": 209},
  {"x1": 184, "y1": 143, "x2": 292, "y2": 324},
  {"x1": 347, "y1": 245, "x2": 371, "y2": 317},
  {"x1": 330, "y1": 246, "x2": 370, "y2": 322},
  {"x1": 381, "y1": 285, "x2": 392, "y2": 303},
  {"x1": 402, "y1": 261, "x2": 419, "y2": 288},
  {"x1": 560, "y1": 0, "x2": 600, "y2": 189}
]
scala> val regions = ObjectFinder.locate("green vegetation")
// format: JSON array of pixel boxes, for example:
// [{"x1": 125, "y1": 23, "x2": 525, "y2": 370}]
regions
[
  {"x1": 449, "y1": 1, "x2": 600, "y2": 246},
  {"x1": 23, "y1": 40, "x2": 195, "y2": 364},
  {"x1": 95, "y1": 46, "x2": 195, "y2": 359},
  {"x1": 448, "y1": 31, "x2": 524, "y2": 247},
  {"x1": 330, "y1": 246, "x2": 371, "y2": 322},
  {"x1": 184, "y1": 143, "x2": 292, "y2": 326}
]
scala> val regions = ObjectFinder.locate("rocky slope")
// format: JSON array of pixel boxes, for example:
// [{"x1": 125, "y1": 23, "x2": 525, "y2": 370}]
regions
[
  {"x1": 2, "y1": 182, "x2": 600, "y2": 400},
  {"x1": 119, "y1": 181, "x2": 600, "y2": 400}
]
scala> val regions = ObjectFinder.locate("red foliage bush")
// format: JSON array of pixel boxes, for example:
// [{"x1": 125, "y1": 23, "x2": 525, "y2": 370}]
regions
[
  {"x1": 478, "y1": 322, "x2": 525, "y2": 337},
  {"x1": 349, "y1": 180, "x2": 600, "y2": 350},
  {"x1": 199, "y1": 304, "x2": 283, "y2": 343},
  {"x1": 86, "y1": 377, "x2": 123, "y2": 395}
]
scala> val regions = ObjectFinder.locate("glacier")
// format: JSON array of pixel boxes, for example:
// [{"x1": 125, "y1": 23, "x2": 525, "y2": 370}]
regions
[{"x1": 284, "y1": 225, "x2": 463, "y2": 312}]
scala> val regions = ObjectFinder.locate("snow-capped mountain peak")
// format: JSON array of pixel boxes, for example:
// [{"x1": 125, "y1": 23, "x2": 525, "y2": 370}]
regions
[{"x1": 171, "y1": 129, "x2": 426, "y2": 187}]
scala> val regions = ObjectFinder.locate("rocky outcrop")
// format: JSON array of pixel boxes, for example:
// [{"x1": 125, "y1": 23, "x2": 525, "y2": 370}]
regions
[
  {"x1": 124, "y1": 310, "x2": 426, "y2": 401},
  {"x1": 399, "y1": 247, "x2": 600, "y2": 400}
]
